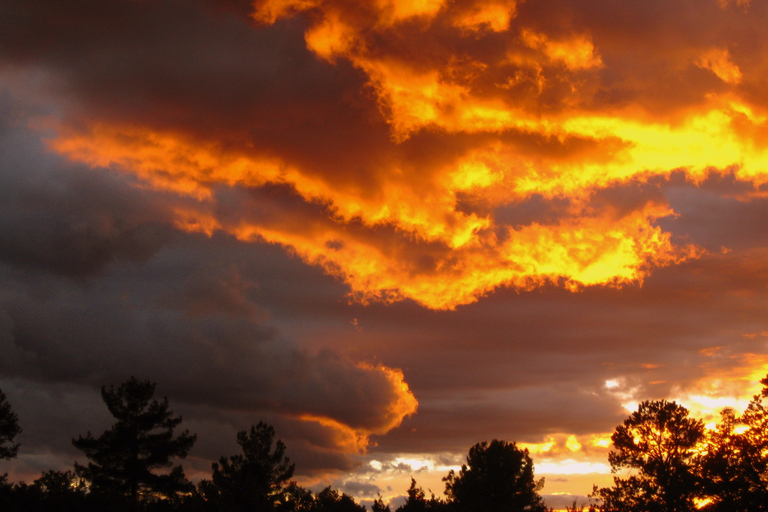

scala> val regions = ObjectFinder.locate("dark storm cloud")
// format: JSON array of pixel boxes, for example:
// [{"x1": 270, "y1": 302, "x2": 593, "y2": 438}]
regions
[
  {"x1": 0, "y1": 97, "x2": 173, "y2": 278},
  {"x1": 0, "y1": 100, "x2": 415, "y2": 477},
  {"x1": 0, "y1": 244, "x2": 414, "y2": 456}
]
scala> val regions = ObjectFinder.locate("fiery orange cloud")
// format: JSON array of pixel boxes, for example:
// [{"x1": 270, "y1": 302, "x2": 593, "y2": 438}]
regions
[
  {"x1": 451, "y1": 0, "x2": 517, "y2": 33},
  {"x1": 45, "y1": 0, "x2": 768, "y2": 309},
  {"x1": 519, "y1": 29, "x2": 602, "y2": 71},
  {"x1": 47, "y1": 119, "x2": 702, "y2": 309},
  {"x1": 696, "y1": 48, "x2": 742, "y2": 85},
  {"x1": 296, "y1": 414, "x2": 372, "y2": 454}
]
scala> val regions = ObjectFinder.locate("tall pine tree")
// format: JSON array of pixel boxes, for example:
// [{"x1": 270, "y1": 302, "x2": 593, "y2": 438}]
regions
[
  {"x1": 0, "y1": 387, "x2": 21, "y2": 461},
  {"x1": 73, "y1": 377, "x2": 196, "y2": 509}
]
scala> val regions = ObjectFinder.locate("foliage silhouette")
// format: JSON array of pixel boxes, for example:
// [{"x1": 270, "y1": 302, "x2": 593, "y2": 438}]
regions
[
  {"x1": 698, "y1": 376, "x2": 768, "y2": 511},
  {"x1": 11, "y1": 375, "x2": 768, "y2": 512},
  {"x1": 395, "y1": 478, "x2": 443, "y2": 512},
  {"x1": 372, "y1": 493, "x2": 392, "y2": 512},
  {"x1": 198, "y1": 422, "x2": 295, "y2": 511},
  {"x1": 72, "y1": 377, "x2": 197, "y2": 510},
  {"x1": 592, "y1": 400, "x2": 704, "y2": 512},
  {"x1": 0, "y1": 387, "x2": 21, "y2": 461},
  {"x1": 311, "y1": 486, "x2": 367, "y2": 512},
  {"x1": 275, "y1": 482, "x2": 315, "y2": 512},
  {"x1": 443, "y1": 439, "x2": 548, "y2": 512}
]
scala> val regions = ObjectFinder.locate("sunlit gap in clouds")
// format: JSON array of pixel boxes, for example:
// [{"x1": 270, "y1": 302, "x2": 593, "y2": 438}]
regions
[{"x1": 602, "y1": 349, "x2": 768, "y2": 419}]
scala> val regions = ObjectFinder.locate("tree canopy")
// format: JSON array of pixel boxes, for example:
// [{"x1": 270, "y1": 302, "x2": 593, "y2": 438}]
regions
[
  {"x1": 0, "y1": 388, "x2": 21, "y2": 461},
  {"x1": 444, "y1": 439, "x2": 548, "y2": 512},
  {"x1": 697, "y1": 377, "x2": 768, "y2": 512},
  {"x1": 593, "y1": 400, "x2": 705, "y2": 512},
  {"x1": 7, "y1": 375, "x2": 768, "y2": 512},
  {"x1": 199, "y1": 421, "x2": 295, "y2": 511},
  {"x1": 72, "y1": 377, "x2": 197, "y2": 509}
]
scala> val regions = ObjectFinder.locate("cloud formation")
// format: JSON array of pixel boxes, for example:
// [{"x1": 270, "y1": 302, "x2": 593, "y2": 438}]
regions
[
  {"x1": 4, "y1": 0, "x2": 768, "y2": 506},
  {"x1": 10, "y1": 0, "x2": 766, "y2": 309}
]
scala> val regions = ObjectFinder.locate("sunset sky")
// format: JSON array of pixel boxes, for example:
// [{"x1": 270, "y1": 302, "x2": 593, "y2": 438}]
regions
[{"x1": 2, "y1": 0, "x2": 768, "y2": 508}]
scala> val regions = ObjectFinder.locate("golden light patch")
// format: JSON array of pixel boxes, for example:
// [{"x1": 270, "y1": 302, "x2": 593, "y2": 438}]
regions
[
  {"x1": 696, "y1": 48, "x2": 743, "y2": 85},
  {"x1": 521, "y1": 433, "x2": 614, "y2": 462},
  {"x1": 305, "y1": 12, "x2": 358, "y2": 60},
  {"x1": 565, "y1": 435, "x2": 581, "y2": 452},
  {"x1": 452, "y1": 1, "x2": 517, "y2": 33},
  {"x1": 519, "y1": 29, "x2": 603, "y2": 70},
  {"x1": 361, "y1": 60, "x2": 470, "y2": 141},
  {"x1": 670, "y1": 354, "x2": 768, "y2": 424},
  {"x1": 591, "y1": 436, "x2": 611, "y2": 448},
  {"x1": 297, "y1": 414, "x2": 372, "y2": 454},
  {"x1": 375, "y1": 0, "x2": 445, "y2": 25},
  {"x1": 519, "y1": 436, "x2": 556, "y2": 455}
]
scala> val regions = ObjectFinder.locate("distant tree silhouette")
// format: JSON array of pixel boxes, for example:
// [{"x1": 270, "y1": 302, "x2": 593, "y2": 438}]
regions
[
  {"x1": 371, "y1": 494, "x2": 391, "y2": 512},
  {"x1": 592, "y1": 400, "x2": 704, "y2": 512},
  {"x1": 0, "y1": 387, "x2": 21, "y2": 461},
  {"x1": 32, "y1": 470, "x2": 88, "y2": 511},
  {"x1": 698, "y1": 375, "x2": 768, "y2": 511},
  {"x1": 395, "y1": 478, "x2": 444, "y2": 512},
  {"x1": 276, "y1": 482, "x2": 315, "y2": 512},
  {"x1": 564, "y1": 500, "x2": 599, "y2": 512},
  {"x1": 72, "y1": 377, "x2": 196, "y2": 510},
  {"x1": 311, "y1": 487, "x2": 367, "y2": 512},
  {"x1": 443, "y1": 439, "x2": 548, "y2": 512},
  {"x1": 199, "y1": 422, "x2": 295, "y2": 511},
  {"x1": 0, "y1": 470, "x2": 89, "y2": 512}
]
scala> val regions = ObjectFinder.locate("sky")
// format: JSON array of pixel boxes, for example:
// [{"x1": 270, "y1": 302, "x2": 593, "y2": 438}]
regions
[{"x1": 2, "y1": 0, "x2": 768, "y2": 508}]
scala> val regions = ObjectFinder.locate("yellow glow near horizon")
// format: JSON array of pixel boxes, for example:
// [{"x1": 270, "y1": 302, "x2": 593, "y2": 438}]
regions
[{"x1": 536, "y1": 460, "x2": 610, "y2": 475}]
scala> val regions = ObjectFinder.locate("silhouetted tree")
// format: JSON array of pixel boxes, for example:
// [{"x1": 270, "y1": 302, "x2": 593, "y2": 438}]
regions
[
  {"x1": 698, "y1": 376, "x2": 768, "y2": 511},
  {"x1": 0, "y1": 387, "x2": 21, "y2": 461},
  {"x1": 72, "y1": 377, "x2": 196, "y2": 510},
  {"x1": 443, "y1": 440, "x2": 548, "y2": 512},
  {"x1": 29, "y1": 470, "x2": 89, "y2": 511},
  {"x1": 311, "y1": 487, "x2": 366, "y2": 512},
  {"x1": 275, "y1": 482, "x2": 315, "y2": 512},
  {"x1": 565, "y1": 500, "x2": 599, "y2": 512},
  {"x1": 372, "y1": 494, "x2": 391, "y2": 512},
  {"x1": 394, "y1": 478, "x2": 445, "y2": 512},
  {"x1": 592, "y1": 400, "x2": 704, "y2": 512},
  {"x1": 199, "y1": 422, "x2": 295, "y2": 511}
]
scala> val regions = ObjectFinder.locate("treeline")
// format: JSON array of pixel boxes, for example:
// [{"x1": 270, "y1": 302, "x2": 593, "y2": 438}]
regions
[{"x1": 2, "y1": 376, "x2": 768, "y2": 512}]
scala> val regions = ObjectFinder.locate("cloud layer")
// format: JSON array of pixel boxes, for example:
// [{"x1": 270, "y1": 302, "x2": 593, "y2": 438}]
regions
[
  {"x1": 10, "y1": 0, "x2": 765, "y2": 309},
  {"x1": 3, "y1": 0, "x2": 768, "y2": 506}
]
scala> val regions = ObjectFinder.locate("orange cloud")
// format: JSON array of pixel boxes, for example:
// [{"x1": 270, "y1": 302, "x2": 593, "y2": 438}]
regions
[
  {"x1": 44, "y1": 0, "x2": 768, "y2": 309},
  {"x1": 296, "y1": 363, "x2": 417, "y2": 454},
  {"x1": 696, "y1": 48, "x2": 742, "y2": 85},
  {"x1": 451, "y1": 1, "x2": 517, "y2": 33},
  {"x1": 519, "y1": 29, "x2": 602, "y2": 71}
]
